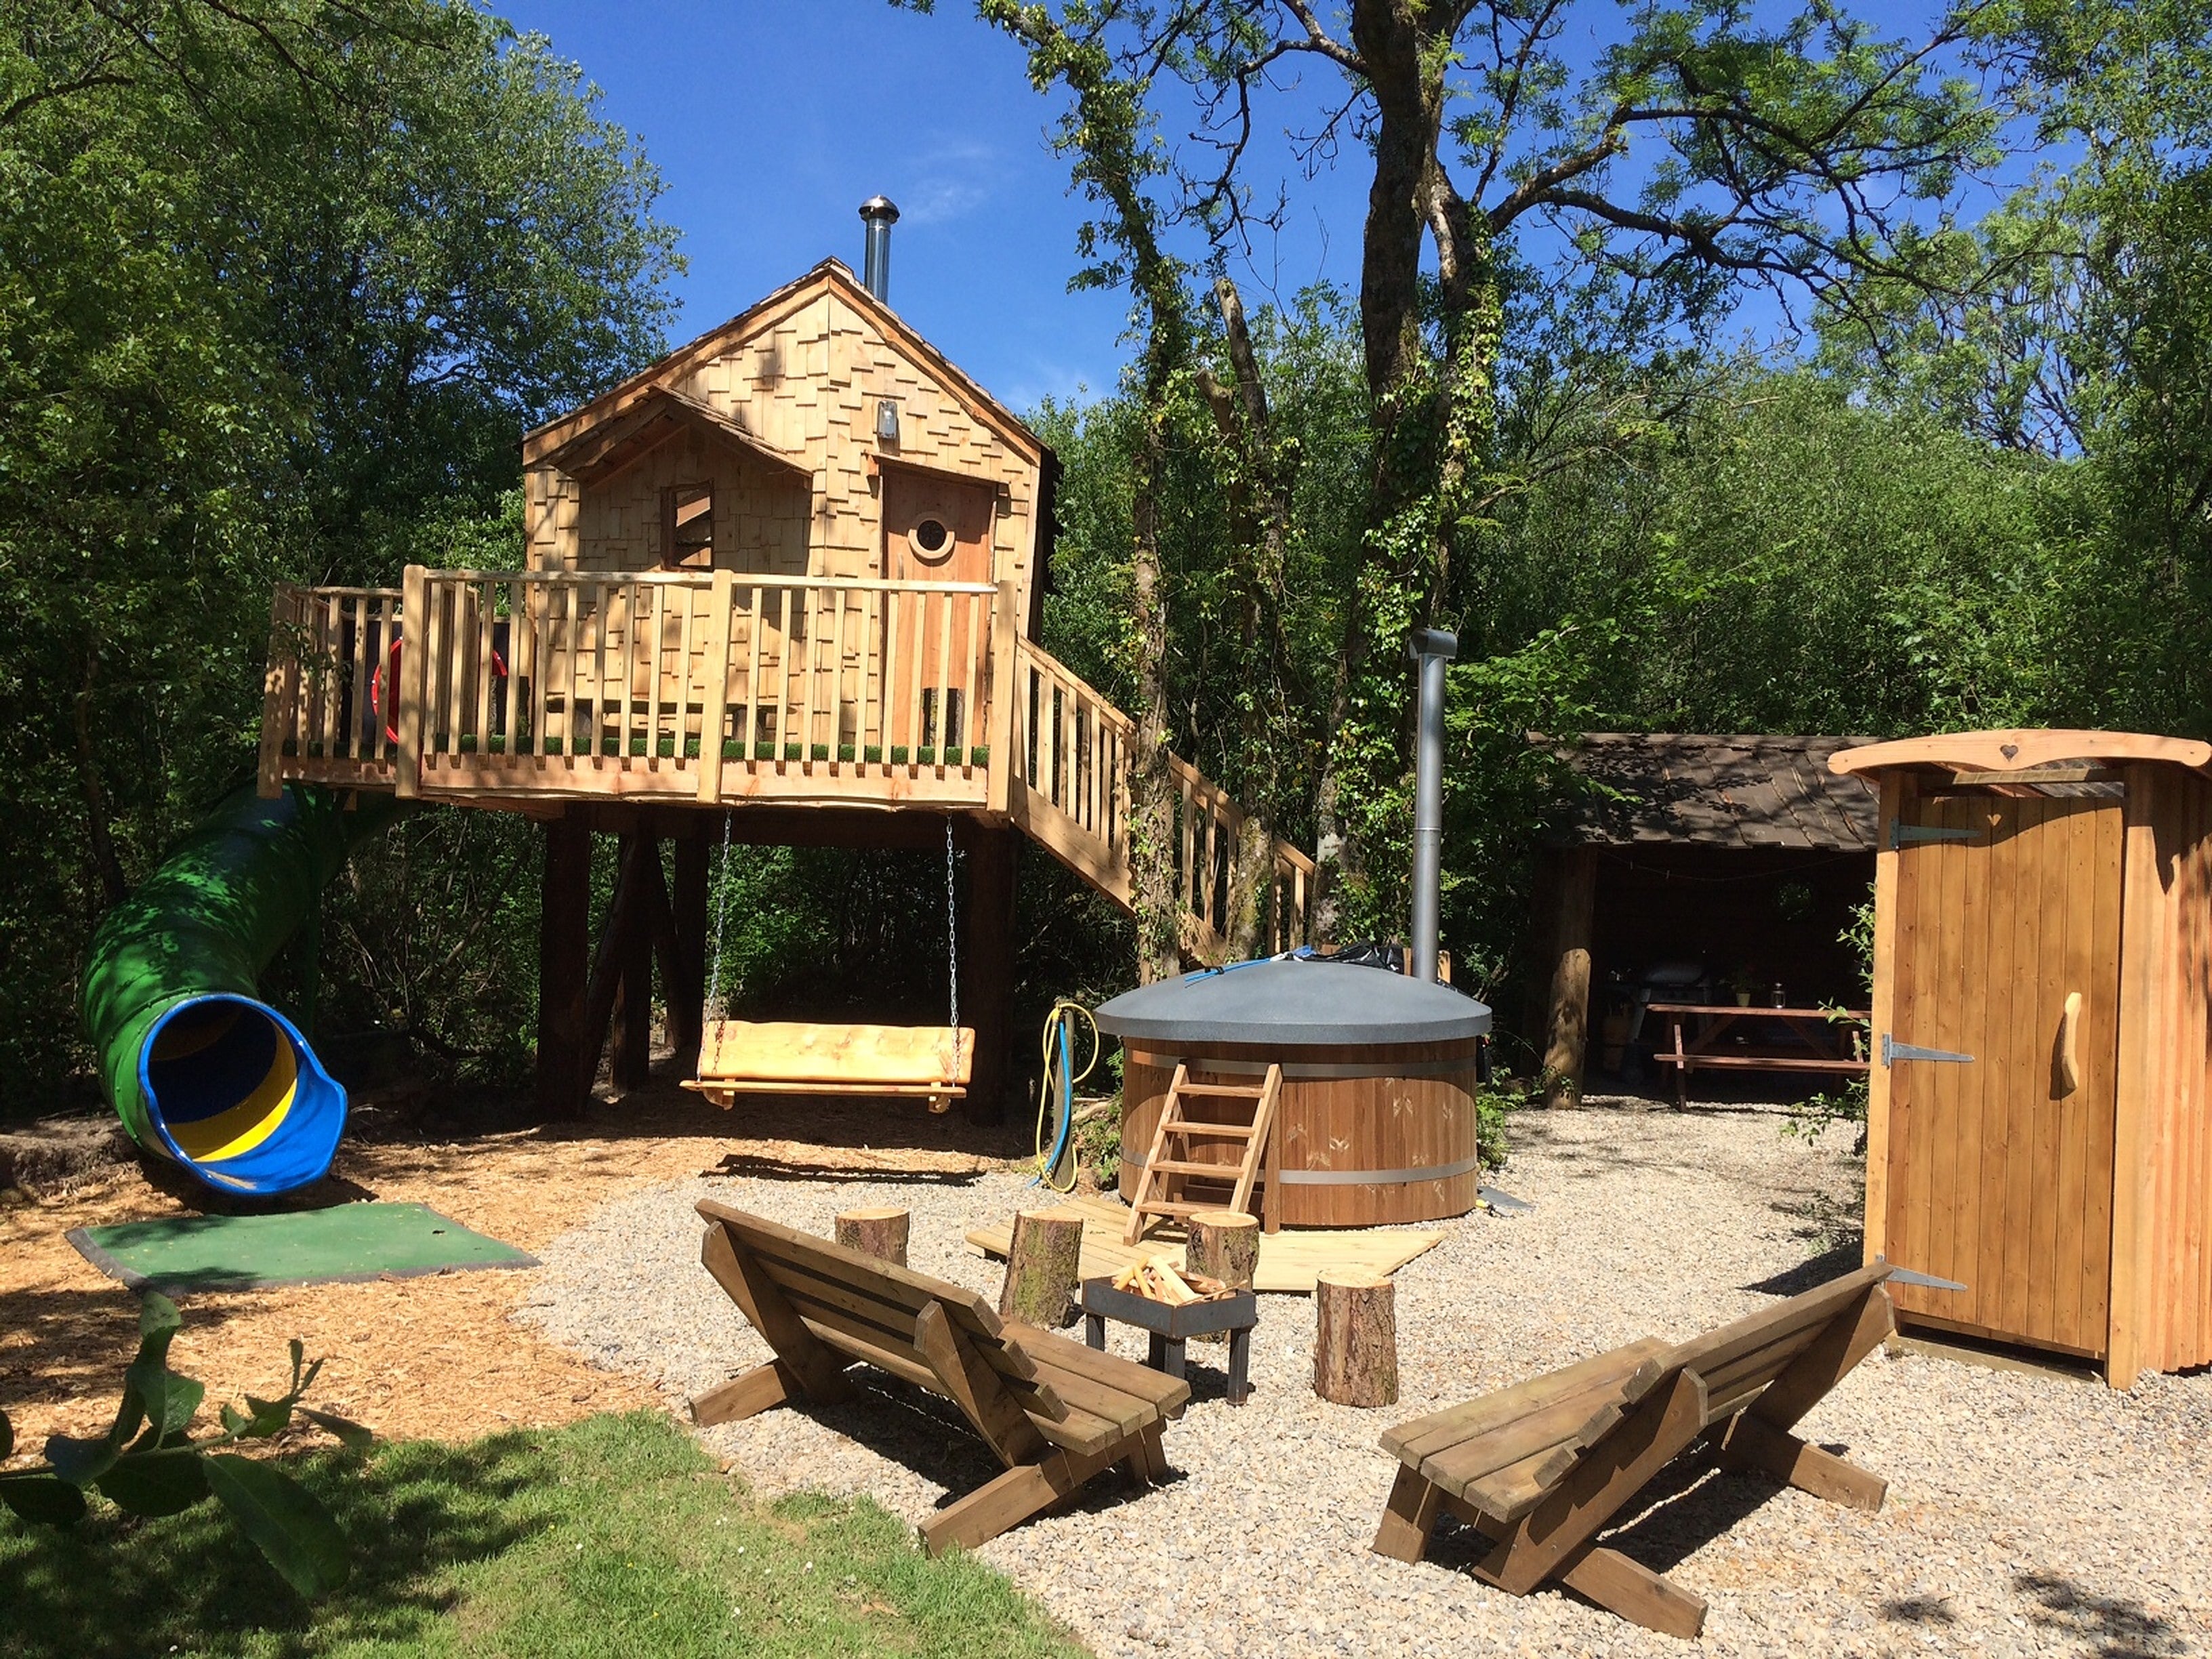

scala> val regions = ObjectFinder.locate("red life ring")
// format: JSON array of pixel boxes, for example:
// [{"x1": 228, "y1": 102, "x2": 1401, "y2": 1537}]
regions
[{"x1": 371, "y1": 637, "x2": 508, "y2": 745}]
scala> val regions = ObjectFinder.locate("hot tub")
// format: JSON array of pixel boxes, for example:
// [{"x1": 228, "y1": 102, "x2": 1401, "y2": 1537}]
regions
[{"x1": 1094, "y1": 959, "x2": 1492, "y2": 1227}]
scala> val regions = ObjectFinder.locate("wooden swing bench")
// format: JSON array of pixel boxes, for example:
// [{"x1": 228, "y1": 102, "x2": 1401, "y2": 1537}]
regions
[
  {"x1": 1371, "y1": 1263, "x2": 1896, "y2": 1639},
  {"x1": 688, "y1": 1200, "x2": 1188, "y2": 1555},
  {"x1": 682, "y1": 1020, "x2": 975, "y2": 1113}
]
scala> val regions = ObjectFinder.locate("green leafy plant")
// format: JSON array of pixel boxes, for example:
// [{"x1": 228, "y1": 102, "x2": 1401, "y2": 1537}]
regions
[
  {"x1": 0, "y1": 1293, "x2": 367, "y2": 1597},
  {"x1": 1789, "y1": 895, "x2": 1879, "y2": 1151}
]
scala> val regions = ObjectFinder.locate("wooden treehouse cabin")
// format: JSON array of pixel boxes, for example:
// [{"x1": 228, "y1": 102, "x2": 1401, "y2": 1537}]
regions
[{"x1": 255, "y1": 251, "x2": 1311, "y2": 1119}]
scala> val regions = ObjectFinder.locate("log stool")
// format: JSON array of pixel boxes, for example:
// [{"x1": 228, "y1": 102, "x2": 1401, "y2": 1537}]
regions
[
  {"x1": 1081, "y1": 1277, "x2": 1259, "y2": 1406},
  {"x1": 1314, "y1": 1269, "x2": 1399, "y2": 1407},
  {"x1": 834, "y1": 1206, "x2": 909, "y2": 1265}
]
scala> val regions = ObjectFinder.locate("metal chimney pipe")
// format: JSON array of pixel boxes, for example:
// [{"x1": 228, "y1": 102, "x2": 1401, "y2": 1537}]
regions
[
  {"x1": 1408, "y1": 627, "x2": 1459, "y2": 983},
  {"x1": 859, "y1": 195, "x2": 899, "y2": 302}
]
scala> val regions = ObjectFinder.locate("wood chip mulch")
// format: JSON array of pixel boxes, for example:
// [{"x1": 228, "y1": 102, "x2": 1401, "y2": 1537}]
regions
[{"x1": 0, "y1": 1080, "x2": 1025, "y2": 1460}]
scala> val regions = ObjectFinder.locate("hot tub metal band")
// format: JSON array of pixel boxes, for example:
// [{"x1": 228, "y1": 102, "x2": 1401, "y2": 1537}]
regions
[
  {"x1": 1122, "y1": 1150, "x2": 1486, "y2": 1186},
  {"x1": 1127, "y1": 1054, "x2": 1475, "y2": 1081}
]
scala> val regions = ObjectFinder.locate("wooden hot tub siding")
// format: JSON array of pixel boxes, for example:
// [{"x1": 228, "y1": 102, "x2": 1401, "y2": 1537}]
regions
[{"x1": 1118, "y1": 1039, "x2": 1482, "y2": 1227}]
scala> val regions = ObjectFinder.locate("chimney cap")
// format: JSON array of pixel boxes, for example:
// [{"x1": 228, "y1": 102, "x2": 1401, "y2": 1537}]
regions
[{"x1": 859, "y1": 194, "x2": 901, "y2": 224}]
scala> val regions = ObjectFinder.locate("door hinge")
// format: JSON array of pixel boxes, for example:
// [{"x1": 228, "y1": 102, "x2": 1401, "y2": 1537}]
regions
[
  {"x1": 1888, "y1": 819, "x2": 1978, "y2": 851},
  {"x1": 1882, "y1": 1033, "x2": 1975, "y2": 1067}
]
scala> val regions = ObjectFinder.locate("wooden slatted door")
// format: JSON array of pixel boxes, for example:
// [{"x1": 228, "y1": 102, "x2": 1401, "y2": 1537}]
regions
[
  {"x1": 882, "y1": 468, "x2": 994, "y2": 756},
  {"x1": 1884, "y1": 789, "x2": 2122, "y2": 1356}
]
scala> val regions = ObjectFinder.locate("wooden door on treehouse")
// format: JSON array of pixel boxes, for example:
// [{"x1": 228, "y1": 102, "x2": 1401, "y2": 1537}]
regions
[
  {"x1": 1883, "y1": 787, "x2": 2121, "y2": 1357},
  {"x1": 880, "y1": 468, "x2": 993, "y2": 759}
]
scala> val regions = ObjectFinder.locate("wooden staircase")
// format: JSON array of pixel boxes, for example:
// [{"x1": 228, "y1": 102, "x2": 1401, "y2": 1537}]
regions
[{"x1": 1123, "y1": 1062, "x2": 1283, "y2": 1244}]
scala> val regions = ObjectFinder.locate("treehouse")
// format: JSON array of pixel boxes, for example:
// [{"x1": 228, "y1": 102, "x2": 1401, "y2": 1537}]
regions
[{"x1": 255, "y1": 231, "x2": 1309, "y2": 1118}]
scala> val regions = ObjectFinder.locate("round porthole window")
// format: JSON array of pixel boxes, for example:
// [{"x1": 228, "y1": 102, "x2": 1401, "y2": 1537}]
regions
[{"x1": 909, "y1": 517, "x2": 955, "y2": 560}]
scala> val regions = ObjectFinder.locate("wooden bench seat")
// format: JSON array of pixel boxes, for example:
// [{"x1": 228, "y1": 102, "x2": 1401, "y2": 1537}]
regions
[
  {"x1": 682, "y1": 1021, "x2": 974, "y2": 1111},
  {"x1": 1372, "y1": 1263, "x2": 1896, "y2": 1639},
  {"x1": 689, "y1": 1200, "x2": 1187, "y2": 1553}
]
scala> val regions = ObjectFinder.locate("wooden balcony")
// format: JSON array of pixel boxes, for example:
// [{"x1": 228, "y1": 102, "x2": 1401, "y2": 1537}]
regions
[{"x1": 258, "y1": 565, "x2": 1311, "y2": 956}]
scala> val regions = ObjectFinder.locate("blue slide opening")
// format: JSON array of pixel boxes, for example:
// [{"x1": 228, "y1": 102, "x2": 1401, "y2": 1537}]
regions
[{"x1": 140, "y1": 995, "x2": 348, "y2": 1194}]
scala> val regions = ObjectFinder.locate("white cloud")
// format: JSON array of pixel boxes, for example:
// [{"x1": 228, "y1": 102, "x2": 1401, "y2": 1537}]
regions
[{"x1": 895, "y1": 140, "x2": 1000, "y2": 226}]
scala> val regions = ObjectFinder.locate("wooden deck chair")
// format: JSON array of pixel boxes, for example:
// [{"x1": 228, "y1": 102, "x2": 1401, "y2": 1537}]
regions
[
  {"x1": 682, "y1": 1020, "x2": 975, "y2": 1113},
  {"x1": 1370, "y1": 1263, "x2": 1896, "y2": 1639},
  {"x1": 688, "y1": 1200, "x2": 1187, "y2": 1555}
]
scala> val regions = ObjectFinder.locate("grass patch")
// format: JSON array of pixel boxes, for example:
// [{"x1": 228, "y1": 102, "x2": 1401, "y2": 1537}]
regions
[{"x1": 0, "y1": 1410, "x2": 1085, "y2": 1658}]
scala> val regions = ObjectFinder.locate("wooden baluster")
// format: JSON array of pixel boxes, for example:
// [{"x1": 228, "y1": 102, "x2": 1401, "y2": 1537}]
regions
[
  {"x1": 395, "y1": 565, "x2": 426, "y2": 798},
  {"x1": 958, "y1": 590, "x2": 979, "y2": 766},
  {"x1": 734, "y1": 581, "x2": 756, "y2": 762},
  {"x1": 882, "y1": 586, "x2": 902, "y2": 762},
  {"x1": 933, "y1": 587, "x2": 954, "y2": 768},
  {"x1": 798, "y1": 581, "x2": 820, "y2": 764},
  {"x1": 676, "y1": 577, "x2": 699, "y2": 766},
  {"x1": 906, "y1": 590, "x2": 928, "y2": 763},
  {"x1": 442, "y1": 579, "x2": 468, "y2": 758},
  {"x1": 695, "y1": 569, "x2": 735, "y2": 803},
  {"x1": 501, "y1": 577, "x2": 522, "y2": 765}
]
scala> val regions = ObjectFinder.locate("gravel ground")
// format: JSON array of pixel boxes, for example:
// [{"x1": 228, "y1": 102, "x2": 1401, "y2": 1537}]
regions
[{"x1": 518, "y1": 1101, "x2": 2212, "y2": 1657}]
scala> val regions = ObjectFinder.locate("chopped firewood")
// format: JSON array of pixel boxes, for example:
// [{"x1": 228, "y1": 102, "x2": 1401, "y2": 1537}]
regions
[{"x1": 1111, "y1": 1254, "x2": 1232, "y2": 1305}]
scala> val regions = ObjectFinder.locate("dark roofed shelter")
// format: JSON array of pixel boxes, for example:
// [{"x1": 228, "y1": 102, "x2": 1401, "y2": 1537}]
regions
[{"x1": 1530, "y1": 734, "x2": 1879, "y2": 1106}]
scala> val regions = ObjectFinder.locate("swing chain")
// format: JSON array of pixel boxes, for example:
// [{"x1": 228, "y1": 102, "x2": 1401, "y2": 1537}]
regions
[
  {"x1": 945, "y1": 818, "x2": 962, "y2": 1073},
  {"x1": 705, "y1": 808, "x2": 734, "y2": 1023}
]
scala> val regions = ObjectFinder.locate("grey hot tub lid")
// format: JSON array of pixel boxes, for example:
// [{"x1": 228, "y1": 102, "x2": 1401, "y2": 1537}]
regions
[{"x1": 1092, "y1": 958, "x2": 1492, "y2": 1047}]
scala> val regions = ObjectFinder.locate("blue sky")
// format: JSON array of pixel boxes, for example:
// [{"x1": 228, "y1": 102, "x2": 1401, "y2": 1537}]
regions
[
  {"x1": 500, "y1": 0, "x2": 1288, "y2": 411},
  {"x1": 499, "y1": 3, "x2": 2024, "y2": 416}
]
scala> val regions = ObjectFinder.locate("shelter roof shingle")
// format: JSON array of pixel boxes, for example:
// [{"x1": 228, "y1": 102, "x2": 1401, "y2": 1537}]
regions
[{"x1": 1544, "y1": 733, "x2": 1880, "y2": 851}]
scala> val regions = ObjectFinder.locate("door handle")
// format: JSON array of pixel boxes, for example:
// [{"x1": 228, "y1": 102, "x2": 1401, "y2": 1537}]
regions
[{"x1": 2057, "y1": 991, "x2": 2083, "y2": 1096}]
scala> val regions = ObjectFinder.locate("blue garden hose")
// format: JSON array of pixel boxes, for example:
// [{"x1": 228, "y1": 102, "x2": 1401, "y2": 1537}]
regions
[{"x1": 1031, "y1": 1000, "x2": 1098, "y2": 1191}]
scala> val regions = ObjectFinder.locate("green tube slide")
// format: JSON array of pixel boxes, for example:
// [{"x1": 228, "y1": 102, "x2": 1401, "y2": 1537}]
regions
[{"x1": 80, "y1": 782, "x2": 404, "y2": 1196}]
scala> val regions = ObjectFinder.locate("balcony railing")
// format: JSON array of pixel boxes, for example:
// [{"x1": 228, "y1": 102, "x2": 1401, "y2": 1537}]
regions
[
  {"x1": 261, "y1": 566, "x2": 1004, "y2": 808},
  {"x1": 258, "y1": 565, "x2": 1309, "y2": 954}
]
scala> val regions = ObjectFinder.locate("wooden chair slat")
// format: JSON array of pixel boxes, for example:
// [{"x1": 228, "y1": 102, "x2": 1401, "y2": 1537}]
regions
[
  {"x1": 1660, "y1": 1263, "x2": 1889, "y2": 1378},
  {"x1": 695, "y1": 1019, "x2": 975, "y2": 1089},
  {"x1": 690, "y1": 1203, "x2": 1179, "y2": 1555},
  {"x1": 1422, "y1": 1386, "x2": 1637, "y2": 1500},
  {"x1": 1372, "y1": 1266, "x2": 1896, "y2": 1639},
  {"x1": 1004, "y1": 1319, "x2": 1191, "y2": 1417},
  {"x1": 699, "y1": 1202, "x2": 1003, "y2": 1331},
  {"x1": 1382, "y1": 1338, "x2": 1668, "y2": 1462}
]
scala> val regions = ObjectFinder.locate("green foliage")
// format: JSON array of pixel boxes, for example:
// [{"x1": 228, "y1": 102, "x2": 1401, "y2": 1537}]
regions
[
  {"x1": 0, "y1": 2, "x2": 678, "y2": 1113},
  {"x1": 0, "y1": 1293, "x2": 364, "y2": 1599},
  {"x1": 0, "y1": 1410, "x2": 1083, "y2": 1658}
]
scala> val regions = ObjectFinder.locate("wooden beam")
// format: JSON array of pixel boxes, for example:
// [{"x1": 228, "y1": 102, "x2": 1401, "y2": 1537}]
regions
[
  {"x1": 956, "y1": 817, "x2": 1019, "y2": 1124},
  {"x1": 610, "y1": 831, "x2": 657, "y2": 1090},
  {"x1": 535, "y1": 814, "x2": 592, "y2": 1120},
  {"x1": 1540, "y1": 848, "x2": 1599, "y2": 1107},
  {"x1": 913, "y1": 1300, "x2": 1050, "y2": 1468},
  {"x1": 1830, "y1": 729, "x2": 2212, "y2": 778},
  {"x1": 1717, "y1": 1415, "x2": 1886, "y2": 1513},
  {"x1": 1371, "y1": 1465, "x2": 1444, "y2": 1563},
  {"x1": 688, "y1": 1358, "x2": 799, "y2": 1427},
  {"x1": 670, "y1": 830, "x2": 710, "y2": 1071},
  {"x1": 583, "y1": 832, "x2": 653, "y2": 1089},
  {"x1": 697, "y1": 1222, "x2": 856, "y2": 1404},
  {"x1": 1558, "y1": 1546, "x2": 1707, "y2": 1639}
]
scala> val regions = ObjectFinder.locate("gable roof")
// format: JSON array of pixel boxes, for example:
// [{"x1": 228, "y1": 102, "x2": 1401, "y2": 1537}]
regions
[
  {"x1": 539, "y1": 384, "x2": 811, "y2": 484},
  {"x1": 523, "y1": 260, "x2": 1045, "y2": 468},
  {"x1": 1544, "y1": 733, "x2": 1881, "y2": 852}
]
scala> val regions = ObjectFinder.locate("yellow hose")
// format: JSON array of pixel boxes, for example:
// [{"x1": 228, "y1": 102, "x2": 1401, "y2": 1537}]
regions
[{"x1": 1033, "y1": 1000, "x2": 1100, "y2": 1192}]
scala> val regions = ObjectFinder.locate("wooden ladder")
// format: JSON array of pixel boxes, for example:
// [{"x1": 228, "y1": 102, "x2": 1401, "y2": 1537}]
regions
[{"x1": 1123, "y1": 1062, "x2": 1283, "y2": 1245}]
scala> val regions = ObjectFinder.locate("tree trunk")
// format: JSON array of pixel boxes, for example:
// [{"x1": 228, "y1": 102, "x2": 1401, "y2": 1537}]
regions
[
  {"x1": 535, "y1": 815, "x2": 592, "y2": 1120},
  {"x1": 834, "y1": 1206, "x2": 910, "y2": 1267},
  {"x1": 1186, "y1": 1208, "x2": 1259, "y2": 1344},
  {"x1": 998, "y1": 1206, "x2": 1086, "y2": 1328},
  {"x1": 1314, "y1": 1269, "x2": 1399, "y2": 1407}
]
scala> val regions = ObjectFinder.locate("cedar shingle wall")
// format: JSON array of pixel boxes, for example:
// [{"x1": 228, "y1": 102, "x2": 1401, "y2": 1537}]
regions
[{"x1": 523, "y1": 285, "x2": 1037, "y2": 616}]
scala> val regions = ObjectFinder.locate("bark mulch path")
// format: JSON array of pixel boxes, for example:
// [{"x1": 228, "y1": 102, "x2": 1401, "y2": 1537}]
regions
[{"x1": 1, "y1": 1077, "x2": 1023, "y2": 1459}]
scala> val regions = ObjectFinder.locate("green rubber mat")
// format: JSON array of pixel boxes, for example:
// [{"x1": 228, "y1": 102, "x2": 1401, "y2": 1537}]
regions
[{"x1": 66, "y1": 1202, "x2": 537, "y2": 1293}]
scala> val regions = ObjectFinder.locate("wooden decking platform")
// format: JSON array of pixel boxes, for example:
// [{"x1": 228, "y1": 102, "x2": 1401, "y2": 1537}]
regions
[{"x1": 964, "y1": 1192, "x2": 1447, "y2": 1294}]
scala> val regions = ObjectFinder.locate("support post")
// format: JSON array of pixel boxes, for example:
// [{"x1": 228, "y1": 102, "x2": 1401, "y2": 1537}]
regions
[
  {"x1": 535, "y1": 813, "x2": 592, "y2": 1120},
  {"x1": 985, "y1": 577, "x2": 1020, "y2": 813},
  {"x1": 394, "y1": 564, "x2": 427, "y2": 799},
  {"x1": 1540, "y1": 846, "x2": 1598, "y2": 1107},
  {"x1": 670, "y1": 829, "x2": 710, "y2": 1073},
  {"x1": 610, "y1": 830, "x2": 657, "y2": 1089},
  {"x1": 955, "y1": 817, "x2": 1019, "y2": 1123}
]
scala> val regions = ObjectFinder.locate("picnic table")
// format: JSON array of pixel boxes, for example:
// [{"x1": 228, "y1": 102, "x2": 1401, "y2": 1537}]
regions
[{"x1": 1646, "y1": 1002, "x2": 1870, "y2": 1107}]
